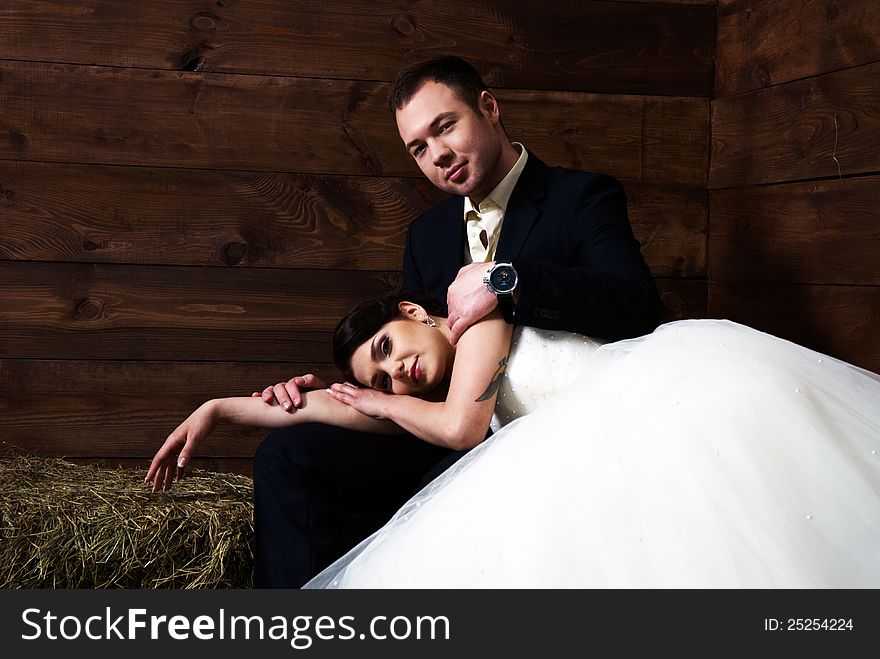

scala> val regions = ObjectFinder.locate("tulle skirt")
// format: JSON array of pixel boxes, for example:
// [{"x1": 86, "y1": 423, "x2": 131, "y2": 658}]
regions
[{"x1": 304, "y1": 320, "x2": 880, "y2": 588}]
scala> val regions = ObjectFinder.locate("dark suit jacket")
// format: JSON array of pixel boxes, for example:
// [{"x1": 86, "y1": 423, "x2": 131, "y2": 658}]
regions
[{"x1": 401, "y1": 152, "x2": 661, "y2": 340}]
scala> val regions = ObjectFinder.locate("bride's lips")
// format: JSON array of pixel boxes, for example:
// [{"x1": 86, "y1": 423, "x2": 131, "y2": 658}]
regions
[
  {"x1": 446, "y1": 162, "x2": 467, "y2": 183},
  {"x1": 410, "y1": 357, "x2": 421, "y2": 384}
]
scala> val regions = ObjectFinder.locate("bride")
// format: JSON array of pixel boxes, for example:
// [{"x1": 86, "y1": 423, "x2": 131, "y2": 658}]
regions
[{"x1": 147, "y1": 290, "x2": 880, "y2": 588}]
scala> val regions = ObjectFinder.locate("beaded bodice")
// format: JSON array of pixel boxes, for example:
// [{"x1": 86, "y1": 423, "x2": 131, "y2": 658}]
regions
[{"x1": 491, "y1": 326, "x2": 604, "y2": 432}]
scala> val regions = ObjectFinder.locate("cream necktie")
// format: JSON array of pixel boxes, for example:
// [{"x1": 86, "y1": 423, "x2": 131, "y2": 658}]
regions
[
  {"x1": 466, "y1": 209, "x2": 488, "y2": 263},
  {"x1": 467, "y1": 205, "x2": 502, "y2": 263}
]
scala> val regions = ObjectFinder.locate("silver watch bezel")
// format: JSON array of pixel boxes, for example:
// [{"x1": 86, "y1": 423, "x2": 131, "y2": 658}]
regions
[{"x1": 483, "y1": 262, "x2": 518, "y2": 296}]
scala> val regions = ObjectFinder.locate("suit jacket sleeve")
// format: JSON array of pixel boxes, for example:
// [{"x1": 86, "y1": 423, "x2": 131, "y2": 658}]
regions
[
  {"x1": 509, "y1": 173, "x2": 661, "y2": 340},
  {"x1": 401, "y1": 223, "x2": 422, "y2": 291},
  {"x1": 400, "y1": 197, "x2": 463, "y2": 311}
]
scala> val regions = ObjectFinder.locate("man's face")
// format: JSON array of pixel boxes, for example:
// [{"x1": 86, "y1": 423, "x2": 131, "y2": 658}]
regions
[{"x1": 395, "y1": 81, "x2": 504, "y2": 201}]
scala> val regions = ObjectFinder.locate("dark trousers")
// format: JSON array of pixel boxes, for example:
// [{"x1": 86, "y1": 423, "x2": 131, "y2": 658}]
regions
[{"x1": 252, "y1": 422, "x2": 461, "y2": 588}]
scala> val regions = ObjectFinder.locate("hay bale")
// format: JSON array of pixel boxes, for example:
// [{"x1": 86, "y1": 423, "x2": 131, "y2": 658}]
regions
[{"x1": 0, "y1": 455, "x2": 253, "y2": 588}]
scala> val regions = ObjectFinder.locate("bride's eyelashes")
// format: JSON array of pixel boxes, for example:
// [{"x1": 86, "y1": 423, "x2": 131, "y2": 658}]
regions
[{"x1": 374, "y1": 334, "x2": 392, "y2": 391}]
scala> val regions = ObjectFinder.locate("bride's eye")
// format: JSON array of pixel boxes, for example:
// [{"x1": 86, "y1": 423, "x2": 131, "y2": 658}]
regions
[
  {"x1": 381, "y1": 336, "x2": 392, "y2": 357},
  {"x1": 380, "y1": 373, "x2": 390, "y2": 390}
]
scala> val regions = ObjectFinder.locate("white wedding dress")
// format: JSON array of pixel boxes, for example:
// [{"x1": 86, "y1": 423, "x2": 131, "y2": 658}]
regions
[{"x1": 304, "y1": 320, "x2": 880, "y2": 588}]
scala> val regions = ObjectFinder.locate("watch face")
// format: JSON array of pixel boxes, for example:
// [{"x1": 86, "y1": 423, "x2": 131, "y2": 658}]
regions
[{"x1": 490, "y1": 265, "x2": 517, "y2": 293}]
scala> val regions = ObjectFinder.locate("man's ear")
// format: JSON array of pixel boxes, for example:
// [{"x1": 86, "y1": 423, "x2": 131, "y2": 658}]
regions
[
  {"x1": 398, "y1": 300, "x2": 427, "y2": 321},
  {"x1": 478, "y1": 90, "x2": 501, "y2": 125}
]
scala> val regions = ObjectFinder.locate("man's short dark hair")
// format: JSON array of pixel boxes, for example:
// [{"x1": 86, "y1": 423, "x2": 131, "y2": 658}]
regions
[{"x1": 388, "y1": 56, "x2": 488, "y2": 117}]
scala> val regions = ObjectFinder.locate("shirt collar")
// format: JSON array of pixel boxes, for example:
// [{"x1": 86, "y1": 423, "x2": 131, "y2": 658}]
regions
[{"x1": 463, "y1": 142, "x2": 528, "y2": 219}]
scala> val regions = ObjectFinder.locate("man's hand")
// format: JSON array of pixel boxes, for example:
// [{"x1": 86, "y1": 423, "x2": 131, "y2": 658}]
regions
[
  {"x1": 327, "y1": 382, "x2": 393, "y2": 419},
  {"x1": 446, "y1": 262, "x2": 498, "y2": 345},
  {"x1": 251, "y1": 374, "x2": 328, "y2": 412}
]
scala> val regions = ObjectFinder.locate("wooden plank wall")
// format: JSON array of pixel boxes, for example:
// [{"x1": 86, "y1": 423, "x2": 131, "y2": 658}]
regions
[
  {"x1": 711, "y1": 0, "x2": 880, "y2": 372},
  {"x1": 0, "y1": 0, "x2": 714, "y2": 474}
]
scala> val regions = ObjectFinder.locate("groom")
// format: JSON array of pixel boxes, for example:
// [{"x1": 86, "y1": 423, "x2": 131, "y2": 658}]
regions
[{"x1": 252, "y1": 56, "x2": 661, "y2": 587}]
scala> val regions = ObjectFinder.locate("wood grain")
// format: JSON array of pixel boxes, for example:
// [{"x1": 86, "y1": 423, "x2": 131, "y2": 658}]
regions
[
  {"x1": 627, "y1": 183, "x2": 706, "y2": 278},
  {"x1": 0, "y1": 0, "x2": 714, "y2": 96},
  {"x1": 708, "y1": 281, "x2": 880, "y2": 373},
  {"x1": 0, "y1": 359, "x2": 339, "y2": 459},
  {"x1": 0, "y1": 262, "x2": 398, "y2": 361},
  {"x1": 0, "y1": 161, "x2": 441, "y2": 270},
  {"x1": 0, "y1": 161, "x2": 706, "y2": 277},
  {"x1": 710, "y1": 176, "x2": 880, "y2": 285},
  {"x1": 717, "y1": 0, "x2": 880, "y2": 96},
  {"x1": 710, "y1": 62, "x2": 880, "y2": 188},
  {"x1": 657, "y1": 278, "x2": 708, "y2": 323},
  {"x1": 0, "y1": 61, "x2": 709, "y2": 184}
]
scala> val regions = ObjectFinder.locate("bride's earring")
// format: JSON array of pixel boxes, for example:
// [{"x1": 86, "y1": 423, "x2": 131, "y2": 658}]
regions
[{"x1": 423, "y1": 316, "x2": 437, "y2": 328}]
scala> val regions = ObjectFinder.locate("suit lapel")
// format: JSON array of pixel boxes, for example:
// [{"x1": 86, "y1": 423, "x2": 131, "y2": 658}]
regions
[
  {"x1": 495, "y1": 152, "x2": 547, "y2": 262},
  {"x1": 438, "y1": 196, "x2": 466, "y2": 287}
]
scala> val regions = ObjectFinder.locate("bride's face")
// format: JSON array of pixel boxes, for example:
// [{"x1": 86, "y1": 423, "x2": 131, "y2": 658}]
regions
[{"x1": 349, "y1": 315, "x2": 454, "y2": 395}]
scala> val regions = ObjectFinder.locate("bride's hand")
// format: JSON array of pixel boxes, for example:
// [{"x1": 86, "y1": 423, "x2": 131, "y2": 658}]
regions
[
  {"x1": 145, "y1": 401, "x2": 219, "y2": 492},
  {"x1": 327, "y1": 382, "x2": 392, "y2": 419}
]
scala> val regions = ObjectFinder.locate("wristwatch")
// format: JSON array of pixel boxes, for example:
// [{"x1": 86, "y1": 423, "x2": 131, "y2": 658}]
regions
[{"x1": 483, "y1": 262, "x2": 518, "y2": 296}]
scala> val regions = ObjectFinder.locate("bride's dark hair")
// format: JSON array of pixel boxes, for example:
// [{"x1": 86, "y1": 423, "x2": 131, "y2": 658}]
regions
[{"x1": 332, "y1": 289, "x2": 446, "y2": 382}]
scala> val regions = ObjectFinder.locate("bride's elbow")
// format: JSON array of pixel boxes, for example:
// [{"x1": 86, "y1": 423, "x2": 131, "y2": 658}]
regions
[{"x1": 443, "y1": 419, "x2": 488, "y2": 451}]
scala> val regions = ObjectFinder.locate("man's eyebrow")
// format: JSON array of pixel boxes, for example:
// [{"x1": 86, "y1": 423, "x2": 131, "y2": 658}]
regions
[{"x1": 405, "y1": 112, "x2": 456, "y2": 150}]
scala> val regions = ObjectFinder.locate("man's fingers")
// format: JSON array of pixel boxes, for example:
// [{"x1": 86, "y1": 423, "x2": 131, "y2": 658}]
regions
[
  {"x1": 269, "y1": 382, "x2": 294, "y2": 411},
  {"x1": 297, "y1": 374, "x2": 327, "y2": 390},
  {"x1": 449, "y1": 317, "x2": 466, "y2": 345},
  {"x1": 283, "y1": 382, "x2": 304, "y2": 409},
  {"x1": 255, "y1": 375, "x2": 326, "y2": 409},
  {"x1": 446, "y1": 313, "x2": 460, "y2": 337}
]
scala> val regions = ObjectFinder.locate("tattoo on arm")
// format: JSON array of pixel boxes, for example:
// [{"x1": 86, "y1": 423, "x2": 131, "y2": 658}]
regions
[{"x1": 475, "y1": 356, "x2": 508, "y2": 402}]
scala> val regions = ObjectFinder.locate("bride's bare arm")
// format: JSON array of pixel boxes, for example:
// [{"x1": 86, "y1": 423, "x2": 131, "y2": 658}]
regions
[
  {"x1": 146, "y1": 390, "x2": 402, "y2": 491},
  {"x1": 329, "y1": 311, "x2": 513, "y2": 451}
]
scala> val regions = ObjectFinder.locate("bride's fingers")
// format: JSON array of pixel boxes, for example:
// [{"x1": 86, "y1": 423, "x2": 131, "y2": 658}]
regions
[
  {"x1": 145, "y1": 448, "x2": 171, "y2": 484},
  {"x1": 150, "y1": 466, "x2": 164, "y2": 493},
  {"x1": 327, "y1": 385, "x2": 356, "y2": 405},
  {"x1": 163, "y1": 464, "x2": 176, "y2": 492}
]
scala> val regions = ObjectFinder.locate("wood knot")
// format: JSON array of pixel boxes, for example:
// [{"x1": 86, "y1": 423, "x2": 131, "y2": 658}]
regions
[
  {"x1": 190, "y1": 12, "x2": 219, "y2": 32},
  {"x1": 74, "y1": 298, "x2": 104, "y2": 321},
  {"x1": 220, "y1": 241, "x2": 248, "y2": 265},
  {"x1": 81, "y1": 240, "x2": 102, "y2": 252},
  {"x1": 391, "y1": 14, "x2": 415, "y2": 36},
  {"x1": 181, "y1": 47, "x2": 207, "y2": 72}
]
